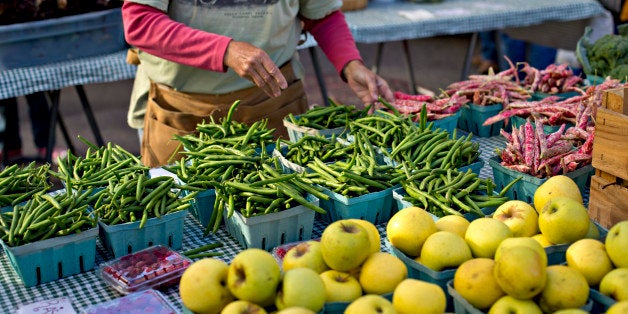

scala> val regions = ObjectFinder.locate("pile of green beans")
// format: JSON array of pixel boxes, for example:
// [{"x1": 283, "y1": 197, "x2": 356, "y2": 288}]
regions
[
  {"x1": 54, "y1": 137, "x2": 147, "y2": 190},
  {"x1": 348, "y1": 110, "x2": 418, "y2": 149},
  {"x1": 92, "y1": 172, "x2": 197, "y2": 229},
  {"x1": 0, "y1": 162, "x2": 51, "y2": 207},
  {"x1": 280, "y1": 135, "x2": 355, "y2": 167},
  {"x1": 398, "y1": 168, "x2": 518, "y2": 218},
  {"x1": 0, "y1": 189, "x2": 98, "y2": 247},
  {"x1": 302, "y1": 153, "x2": 403, "y2": 197},
  {"x1": 387, "y1": 129, "x2": 480, "y2": 171},
  {"x1": 208, "y1": 158, "x2": 328, "y2": 234},
  {"x1": 285, "y1": 100, "x2": 371, "y2": 130}
]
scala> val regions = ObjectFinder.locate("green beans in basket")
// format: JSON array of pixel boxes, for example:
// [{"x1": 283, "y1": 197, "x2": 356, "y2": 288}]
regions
[
  {"x1": 52, "y1": 136, "x2": 147, "y2": 190},
  {"x1": 92, "y1": 172, "x2": 197, "y2": 229},
  {"x1": 398, "y1": 167, "x2": 516, "y2": 218},
  {"x1": 207, "y1": 157, "x2": 328, "y2": 234},
  {"x1": 0, "y1": 189, "x2": 98, "y2": 247},
  {"x1": 0, "y1": 162, "x2": 51, "y2": 207},
  {"x1": 348, "y1": 109, "x2": 418, "y2": 149},
  {"x1": 285, "y1": 100, "x2": 371, "y2": 130},
  {"x1": 278, "y1": 134, "x2": 356, "y2": 166}
]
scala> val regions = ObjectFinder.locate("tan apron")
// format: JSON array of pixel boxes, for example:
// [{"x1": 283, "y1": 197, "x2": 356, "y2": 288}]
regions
[{"x1": 141, "y1": 61, "x2": 308, "y2": 168}]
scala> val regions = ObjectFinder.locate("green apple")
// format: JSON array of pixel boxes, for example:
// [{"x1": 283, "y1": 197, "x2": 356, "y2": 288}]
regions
[
  {"x1": 276, "y1": 267, "x2": 326, "y2": 312},
  {"x1": 453, "y1": 258, "x2": 505, "y2": 310},
  {"x1": 492, "y1": 200, "x2": 539, "y2": 237},
  {"x1": 493, "y1": 246, "x2": 546, "y2": 300},
  {"x1": 344, "y1": 294, "x2": 396, "y2": 314},
  {"x1": 464, "y1": 217, "x2": 513, "y2": 258},
  {"x1": 434, "y1": 214, "x2": 470, "y2": 238},
  {"x1": 538, "y1": 265, "x2": 590, "y2": 313},
  {"x1": 275, "y1": 307, "x2": 316, "y2": 314},
  {"x1": 566, "y1": 238, "x2": 614, "y2": 286},
  {"x1": 538, "y1": 196, "x2": 590, "y2": 245},
  {"x1": 420, "y1": 231, "x2": 472, "y2": 271},
  {"x1": 386, "y1": 206, "x2": 437, "y2": 257},
  {"x1": 319, "y1": 270, "x2": 362, "y2": 303},
  {"x1": 393, "y1": 278, "x2": 446, "y2": 314},
  {"x1": 488, "y1": 295, "x2": 542, "y2": 314},
  {"x1": 282, "y1": 240, "x2": 329, "y2": 274},
  {"x1": 347, "y1": 218, "x2": 381, "y2": 254},
  {"x1": 359, "y1": 252, "x2": 408, "y2": 295},
  {"x1": 599, "y1": 267, "x2": 628, "y2": 301},
  {"x1": 221, "y1": 300, "x2": 267, "y2": 314},
  {"x1": 605, "y1": 220, "x2": 628, "y2": 268},
  {"x1": 552, "y1": 309, "x2": 590, "y2": 314},
  {"x1": 532, "y1": 233, "x2": 554, "y2": 248},
  {"x1": 607, "y1": 300, "x2": 628, "y2": 314},
  {"x1": 494, "y1": 237, "x2": 548, "y2": 267},
  {"x1": 227, "y1": 248, "x2": 281, "y2": 307},
  {"x1": 320, "y1": 219, "x2": 372, "y2": 271},
  {"x1": 179, "y1": 258, "x2": 234, "y2": 314},
  {"x1": 533, "y1": 175, "x2": 583, "y2": 213}
]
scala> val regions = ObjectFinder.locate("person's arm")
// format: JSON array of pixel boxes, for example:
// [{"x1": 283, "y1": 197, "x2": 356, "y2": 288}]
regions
[{"x1": 121, "y1": 1, "x2": 231, "y2": 72}]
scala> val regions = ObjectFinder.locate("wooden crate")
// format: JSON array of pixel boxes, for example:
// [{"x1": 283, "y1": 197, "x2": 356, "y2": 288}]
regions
[
  {"x1": 588, "y1": 171, "x2": 628, "y2": 229},
  {"x1": 591, "y1": 89, "x2": 628, "y2": 180}
]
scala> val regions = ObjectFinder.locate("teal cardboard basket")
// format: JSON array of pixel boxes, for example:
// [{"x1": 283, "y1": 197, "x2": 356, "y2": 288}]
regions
[
  {"x1": 318, "y1": 185, "x2": 397, "y2": 225},
  {"x1": 1, "y1": 228, "x2": 98, "y2": 287},
  {"x1": 457, "y1": 103, "x2": 504, "y2": 137},
  {"x1": 186, "y1": 188, "x2": 217, "y2": 229},
  {"x1": 98, "y1": 209, "x2": 187, "y2": 258},
  {"x1": 488, "y1": 155, "x2": 595, "y2": 204},
  {"x1": 531, "y1": 91, "x2": 581, "y2": 101},
  {"x1": 509, "y1": 115, "x2": 573, "y2": 135},
  {"x1": 590, "y1": 288, "x2": 616, "y2": 314},
  {"x1": 429, "y1": 110, "x2": 461, "y2": 135},
  {"x1": 283, "y1": 116, "x2": 349, "y2": 143},
  {"x1": 224, "y1": 196, "x2": 317, "y2": 251}
]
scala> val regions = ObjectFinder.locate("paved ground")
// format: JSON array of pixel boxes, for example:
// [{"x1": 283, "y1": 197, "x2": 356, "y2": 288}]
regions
[{"x1": 14, "y1": 35, "x2": 476, "y2": 159}]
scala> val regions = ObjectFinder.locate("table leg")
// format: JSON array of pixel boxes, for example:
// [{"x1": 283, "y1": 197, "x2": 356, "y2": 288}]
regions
[
  {"x1": 402, "y1": 40, "x2": 418, "y2": 95},
  {"x1": 371, "y1": 42, "x2": 385, "y2": 75},
  {"x1": 308, "y1": 47, "x2": 330, "y2": 107},
  {"x1": 461, "y1": 32, "x2": 479, "y2": 81},
  {"x1": 44, "y1": 90, "x2": 75, "y2": 163},
  {"x1": 75, "y1": 85, "x2": 104, "y2": 147}
]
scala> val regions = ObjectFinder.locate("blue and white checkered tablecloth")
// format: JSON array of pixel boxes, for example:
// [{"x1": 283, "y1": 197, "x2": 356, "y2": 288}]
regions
[
  {"x1": 0, "y1": 50, "x2": 136, "y2": 100},
  {"x1": 0, "y1": 133, "x2": 507, "y2": 313}
]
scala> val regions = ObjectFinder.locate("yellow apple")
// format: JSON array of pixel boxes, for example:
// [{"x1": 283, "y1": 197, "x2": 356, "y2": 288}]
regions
[
  {"x1": 221, "y1": 300, "x2": 267, "y2": 314},
  {"x1": 359, "y1": 252, "x2": 408, "y2": 295},
  {"x1": 275, "y1": 307, "x2": 317, "y2": 314},
  {"x1": 344, "y1": 294, "x2": 396, "y2": 314},
  {"x1": 227, "y1": 248, "x2": 281, "y2": 307},
  {"x1": 566, "y1": 238, "x2": 614, "y2": 286},
  {"x1": 606, "y1": 300, "x2": 628, "y2": 314},
  {"x1": 494, "y1": 237, "x2": 548, "y2": 267},
  {"x1": 386, "y1": 206, "x2": 437, "y2": 257},
  {"x1": 179, "y1": 258, "x2": 234, "y2": 314},
  {"x1": 552, "y1": 309, "x2": 590, "y2": 314},
  {"x1": 282, "y1": 240, "x2": 329, "y2": 274},
  {"x1": 492, "y1": 200, "x2": 539, "y2": 237},
  {"x1": 533, "y1": 175, "x2": 582, "y2": 212},
  {"x1": 420, "y1": 231, "x2": 472, "y2": 271},
  {"x1": 488, "y1": 295, "x2": 542, "y2": 314},
  {"x1": 605, "y1": 220, "x2": 628, "y2": 268},
  {"x1": 393, "y1": 278, "x2": 446, "y2": 314},
  {"x1": 599, "y1": 267, "x2": 628, "y2": 301},
  {"x1": 532, "y1": 233, "x2": 554, "y2": 248},
  {"x1": 538, "y1": 197, "x2": 590, "y2": 245},
  {"x1": 275, "y1": 267, "x2": 326, "y2": 312},
  {"x1": 493, "y1": 245, "x2": 547, "y2": 300},
  {"x1": 538, "y1": 265, "x2": 590, "y2": 313},
  {"x1": 320, "y1": 219, "x2": 371, "y2": 271},
  {"x1": 434, "y1": 215, "x2": 470, "y2": 238},
  {"x1": 347, "y1": 218, "x2": 381, "y2": 254},
  {"x1": 453, "y1": 258, "x2": 505, "y2": 310},
  {"x1": 319, "y1": 270, "x2": 362, "y2": 303},
  {"x1": 464, "y1": 217, "x2": 513, "y2": 258}
]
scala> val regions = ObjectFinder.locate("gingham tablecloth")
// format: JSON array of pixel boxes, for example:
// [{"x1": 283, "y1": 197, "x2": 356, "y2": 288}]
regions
[{"x1": 0, "y1": 133, "x2": 507, "y2": 313}]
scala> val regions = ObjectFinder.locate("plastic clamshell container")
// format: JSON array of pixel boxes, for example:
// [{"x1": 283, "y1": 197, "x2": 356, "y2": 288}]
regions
[
  {"x1": 0, "y1": 8, "x2": 127, "y2": 71},
  {"x1": 80, "y1": 289, "x2": 180, "y2": 314},
  {"x1": 391, "y1": 187, "x2": 497, "y2": 222},
  {"x1": 457, "y1": 103, "x2": 504, "y2": 137},
  {"x1": 318, "y1": 185, "x2": 397, "y2": 225},
  {"x1": 0, "y1": 227, "x2": 98, "y2": 287},
  {"x1": 224, "y1": 196, "x2": 317, "y2": 251},
  {"x1": 428, "y1": 109, "x2": 461, "y2": 135},
  {"x1": 98, "y1": 209, "x2": 187, "y2": 258},
  {"x1": 488, "y1": 155, "x2": 595, "y2": 204},
  {"x1": 509, "y1": 115, "x2": 573, "y2": 135},
  {"x1": 283, "y1": 116, "x2": 349, "y2": 143},
  {"x1": 98, "y1": 245, "x2": 192, "y2": 295},
  {"x1": 447, "y1": 280, "x2": 594, "y2": 314}
]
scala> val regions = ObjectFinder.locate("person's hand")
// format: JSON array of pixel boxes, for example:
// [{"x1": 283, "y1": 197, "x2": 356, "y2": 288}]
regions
[
  {"x1": 224, "y1": 40, "x2": 288, "y2": 98},
  {"x1": 343, "y1": 60, "x2": 394, "y2": 104}
]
